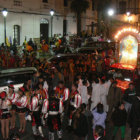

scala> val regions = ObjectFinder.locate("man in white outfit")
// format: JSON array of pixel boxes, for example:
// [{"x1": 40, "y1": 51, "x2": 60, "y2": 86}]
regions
[
  {"x1": 91, "y1": 78, "x2": 101, "y2": 111},
  {"x1": 80, "y1": 80, "x2": 90, "y2": 105}
]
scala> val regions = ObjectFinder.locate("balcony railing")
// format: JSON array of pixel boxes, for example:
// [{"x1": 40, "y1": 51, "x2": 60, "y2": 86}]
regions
[{"x1": 117, "y1": 8, "x2": 140, "y2": 14}]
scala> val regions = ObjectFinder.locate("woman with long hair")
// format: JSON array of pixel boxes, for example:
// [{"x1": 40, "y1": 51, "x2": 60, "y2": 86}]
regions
[
  {"x1": 0, "y1": 91, "x2": 11, "y2": 140},
  {"x1": 15, "y1": 87, "x2": 27, "y2": 133},
  {"x1": 7, "y1": 85, "x2": 17, "y2": 130}
]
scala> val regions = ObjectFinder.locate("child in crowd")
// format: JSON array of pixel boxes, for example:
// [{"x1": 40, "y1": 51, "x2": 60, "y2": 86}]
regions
[
  {"x1": 92, "y1": 103, "x2": 107, "y2": 138},
  {"x1": 111, "y1": 102, "x2": 127, "y2": 140}
]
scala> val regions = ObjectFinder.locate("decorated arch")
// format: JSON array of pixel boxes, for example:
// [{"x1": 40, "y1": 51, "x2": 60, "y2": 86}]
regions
[{"x1": 114, "y1": 27, "x2": 140, "y2": 67}]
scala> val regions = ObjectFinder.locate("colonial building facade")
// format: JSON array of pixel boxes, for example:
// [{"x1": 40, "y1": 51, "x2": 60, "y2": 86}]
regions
[
  {"x1": 0, "y1": 0, "x2": 97, "y2": 45},
  {"x1": 111, "y1": 0, "x2": 140, "y2": 33}
]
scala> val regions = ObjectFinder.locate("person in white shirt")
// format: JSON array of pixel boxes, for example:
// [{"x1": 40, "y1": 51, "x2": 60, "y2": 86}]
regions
[
  {"x1": 0, "y1": 91, "x2": 11, "y2": 140},
  {"x1": 7, "y1": 84, "x2": 18, "y2": 130},
  {"x1": 91, "y1": 78, "x2": 101, "y2": 111},
  {"x1": 15, "y1": 87, "x2": 27, "y2": 133},
  {"x1": 100, "y1": 76, "x2": 112, "y2": 112},
  {"x1": 78, "y1": 77, "x2": 90, "y2": 95},
  {"x1": 100, "y1": 78, "x2": 108, "y2": 112},
  {"x1": 80, "y1": 80, "x2": 90, "y2": 105},
  {"x1": 92, "y1": 103, "x2": 107, "y2": 133}
]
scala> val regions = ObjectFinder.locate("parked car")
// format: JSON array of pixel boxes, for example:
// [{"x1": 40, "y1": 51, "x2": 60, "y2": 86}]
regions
[
  {"x1": 0, "y1": 67, "x2": 37, "y2": 93},
  {"x1": 50, "y1": 45, "x2": 74, "y2": 55},
  {"x1": 47, "y1": 54, "x2": 85, "y2": 63},
  {"x1": 75, "y1": 47, "x2": 99, "y2": 54}
]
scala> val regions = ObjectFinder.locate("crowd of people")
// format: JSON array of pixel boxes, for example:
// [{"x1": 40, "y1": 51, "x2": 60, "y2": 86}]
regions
[
  {"x1": 0, "y1": 39, "x2": 140, "y2": 140},
  {"x1": 0, "y1": 56, "x2": 140, "y2": 140}
]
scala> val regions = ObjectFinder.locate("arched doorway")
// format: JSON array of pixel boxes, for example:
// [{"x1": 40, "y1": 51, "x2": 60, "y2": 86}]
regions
[{"x1": 40, "y1": 18, "x2": 49, "y2": 43}]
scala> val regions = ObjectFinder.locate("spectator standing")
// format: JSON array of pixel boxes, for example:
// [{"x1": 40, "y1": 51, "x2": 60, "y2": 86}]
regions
[
  {"x1": 111, "y1": 102, "x2": 127, "y2": 140},
  {"x1": 100, "y1": 78, "x2": 108, "y2": 112},
  {"x1": 107, "y1": 81, "x2": 122, "y2": 121},
  {"x1": 80, "y1": 80, "x2": 89, "y2": 105},
  {"x1": 128, "y1": 90, "x2": 140, "y2": 140},
  {"x1": 81, "y1": 103, "x2": 94, "y2": 140},
  {"x1": 91, "y1": 78, "x2": 101, "y2": 110},
  {"x1": 123, "y1": 83, "x2": 136, "y2": 112},
  {"x1": 92, "y1": 103, "x2": 107, "y2": 135}
]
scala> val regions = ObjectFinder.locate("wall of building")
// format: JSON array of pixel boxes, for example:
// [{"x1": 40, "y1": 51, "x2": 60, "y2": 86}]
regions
[
  {"x1": 0, "y1": 0, "x2": 96, "y2": 45},
  {"x1": 109, "y1": 0, "x2": 140, "y2": 35}
]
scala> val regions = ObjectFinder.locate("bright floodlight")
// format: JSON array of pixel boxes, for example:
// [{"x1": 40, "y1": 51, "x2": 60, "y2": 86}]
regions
[
  {"x1": 2, "y1": 8, "x2": 8, "y2": 17},
  {"x1": 126, "y1": 11, "x2": 130, "y2": 16},
  {"x1": 108, "y1": 9, "x2": 114, "y2": 16},
  {"x1": 50, "y1": 9, "x2": 54, "y2": 16}
]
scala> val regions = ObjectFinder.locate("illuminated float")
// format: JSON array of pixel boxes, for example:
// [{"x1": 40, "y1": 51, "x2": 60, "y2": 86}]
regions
[{"x1": 111, "y1": 27, "x2": 140, "y2": 91}]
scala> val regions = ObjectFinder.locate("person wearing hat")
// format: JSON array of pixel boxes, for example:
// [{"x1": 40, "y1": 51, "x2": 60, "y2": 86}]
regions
[
  {"x1": 15, "y1": 87, "x2": 27, "y2": 133},
  {"x1": 42, "y1": 90, "x2": 63, "y2": 140},
  {"x1": 27, "y1": 88, "x2": 45, "y2": 138},
  {"x1": 7, "y1": 84, "x2": 18, "y2": 130},
  {"x1": 54, "y1": 81, "x2": 65, "y2": 99},
  {"x1": 38, "y1": 82, "x2": 48, "y2": 100},
  {"x1": 0, "y1": 91, "x2": 12, "y2": 140}
]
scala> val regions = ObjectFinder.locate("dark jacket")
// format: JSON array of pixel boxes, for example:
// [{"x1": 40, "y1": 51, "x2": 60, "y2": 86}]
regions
[
  {"x1": 107, "y1": 87, "x2": 122, "y2": 107},
  {"x1": 128, "y1": 96, "x2": 140, "y2": 128},
  {"x1": 123, "y1": 88, "x2": 136, "y2": 104},
  {"x1": 112, "y1": 108, "x2": 127, "y2": 127},
  {"x1": 72, "y1": 113, "x2": 88, "y2": 137}
]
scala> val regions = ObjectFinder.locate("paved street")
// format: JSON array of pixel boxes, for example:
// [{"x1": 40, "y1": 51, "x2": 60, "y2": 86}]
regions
[{"x1": 0, "y1": 114, "x2": 131, "y2": 140}]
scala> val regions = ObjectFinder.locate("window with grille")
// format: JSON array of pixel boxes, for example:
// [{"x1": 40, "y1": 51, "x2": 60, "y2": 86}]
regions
[
  {"x1": 42, "y1": 0, "x2": 48, "y2": 3},
  {"x1": 14, "y1": 0, "x2": 22, "y2": 6},
  {"x1": 14, "y1": 25, "x2": 20, "y2": 45}
]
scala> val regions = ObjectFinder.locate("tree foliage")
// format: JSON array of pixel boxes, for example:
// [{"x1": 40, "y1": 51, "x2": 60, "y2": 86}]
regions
[
  {"x1": 96, "y1": 0, "x2": 111, "y2": 36},
  {"x1": 71, "y1": 0, "x2": 89, "y2": 14},
  {"x1": 70, "y1": 0, "x2": 89, "y2": 35}
]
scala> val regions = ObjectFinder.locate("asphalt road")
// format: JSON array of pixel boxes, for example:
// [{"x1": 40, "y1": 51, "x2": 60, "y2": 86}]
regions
[{"x1": 0, "y1": 114, "x2": 131, "y2": 140}]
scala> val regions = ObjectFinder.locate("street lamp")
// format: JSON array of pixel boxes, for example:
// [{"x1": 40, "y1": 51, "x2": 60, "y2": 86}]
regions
[
  {"x1": 126, "y1": 12, "x2": 133, "y2": 23},
  {"x1": 50, "y1": 9, "x2": 55, "y2": 38},
  {"x1": 126, "y1": 11, "x2": 131, "y2": 16},
  {"x1": 2, "y1": 8, "x2": 8, "y2": 45},
  {"x1": 108, "y1": 9, "x2": 114, "y2": 16},
  {"x1": 107, "y1": 9, "x2": 114, "y2": 39}
]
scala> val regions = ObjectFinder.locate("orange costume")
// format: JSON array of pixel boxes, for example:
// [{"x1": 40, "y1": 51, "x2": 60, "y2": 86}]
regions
[{"x1": 55, "y1": 87, "x2": 65, "y2": 98}]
